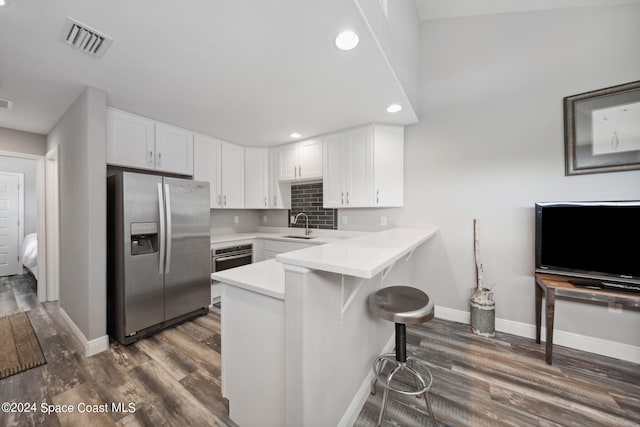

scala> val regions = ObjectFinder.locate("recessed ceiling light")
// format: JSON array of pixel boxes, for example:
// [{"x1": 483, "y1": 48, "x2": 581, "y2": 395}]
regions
[
  {"x1": 335, "y1": 31, "x2": 359, "y2": 51},
  {"x1": 0, "y1": 0, "x2": 7, "y2": 6},
  {"x1": 290, "y1": 132, "x2": 302, "y2": 139},
  {"x1": 386, "y1": 104, "x2": 402, "y2": 113}
]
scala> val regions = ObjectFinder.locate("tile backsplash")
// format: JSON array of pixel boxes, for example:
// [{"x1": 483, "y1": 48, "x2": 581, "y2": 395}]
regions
[{"x1": 289, "y1": 182, "x2": 337, "y2": 230}]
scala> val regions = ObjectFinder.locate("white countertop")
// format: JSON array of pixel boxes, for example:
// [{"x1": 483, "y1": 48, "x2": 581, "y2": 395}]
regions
[
  {"x1": 211, "y1": 259, "x2": 285, "y2": 300},
  {"x1": 275, "y1": 227, "x2": 438, "y2": 279},
  {"x1": 211, "y1": 231, "x2": 341, "y2": 247}
]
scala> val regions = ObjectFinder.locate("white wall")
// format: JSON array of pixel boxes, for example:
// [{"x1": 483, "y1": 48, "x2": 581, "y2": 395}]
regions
[
  {"x1": 396, "y1": 4, "x2": 640, "y2": 346},
  {"x1": 0, "y1": 156, "x2": 37, "y2": 235},
  {"x1": 0, "y1": 127, "x2": 47, "y2": 156},
  {"x1": 46, "y1": 86, "x2": 107, "y2": 343},
  {"x1": 354, "y1": 0, "x2": 420, "y2": 114},
  {"x1": 210, "y1": 209, "x2": 261, "y2": 234}
]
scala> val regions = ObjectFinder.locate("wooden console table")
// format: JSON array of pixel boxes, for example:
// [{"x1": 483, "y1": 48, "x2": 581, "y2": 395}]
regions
[{"x1": 535, "y1": 273, "x2": 640, "y2": 365}]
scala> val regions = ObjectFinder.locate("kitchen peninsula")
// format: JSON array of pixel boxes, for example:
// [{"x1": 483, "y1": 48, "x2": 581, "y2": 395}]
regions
[{"x1": 212, "y1": 227, "x2": 438, "y2": 427}]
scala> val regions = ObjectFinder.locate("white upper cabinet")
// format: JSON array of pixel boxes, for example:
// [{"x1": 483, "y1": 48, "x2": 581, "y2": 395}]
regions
[
  {"x1": 193, "y1": 133, "x2": 221, "y2": 208},
  {"x1": 322, "y1": 132, "x2": 346, "y2": 208},
  {"x1": 298, "y1": 138, "x2": 323, "y2": 180},
  {"x1": 276, "y1": 138, "x2": 323, "y2": 182},
  {"x1": 193, "y1": 135, "x2": 244, "y2": 209},
  {"x1": 323, "y1": 125, "x2": 404, "y2": 208},
  {"x1": 345, "y1": 127, "x2": 375, "y2": 207},
  {"x1": 244, "y1": 147, "x2": 269, "y2": 209},
  {"x1": 221, "y1": 142, "x2": 245, "y2": 209},
  {"x1": 106, "y1": 107, "x2": 194, "y2": 175},
  {"x1": 155, "y1": 122, "x2": 194, "y2": 175},
  {"x1": 372, "y1": 126, "x2": 404, "y2": 207},
  {"x1": 278, "y1": 143, "x2": 299, "y2": 181},
  {"x1": 268, "y1": 149, "x2": 291, "y2": 209},
  {"x1": 106, "y1": 108, "x2": 155, "y2": 170}
]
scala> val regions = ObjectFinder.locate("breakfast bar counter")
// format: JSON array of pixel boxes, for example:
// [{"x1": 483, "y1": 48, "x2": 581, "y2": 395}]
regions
[
  {"x1": 212, "y1": 227, "x2": 438, "y2": 427},
  {"x1": 275, "y1": 227, "x2": 438, "y2": 278}
]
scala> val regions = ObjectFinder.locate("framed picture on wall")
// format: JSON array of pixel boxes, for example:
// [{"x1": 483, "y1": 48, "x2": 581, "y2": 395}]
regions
[{"x1": 564, "y1": 80, "x2": 640, "y2": 175}]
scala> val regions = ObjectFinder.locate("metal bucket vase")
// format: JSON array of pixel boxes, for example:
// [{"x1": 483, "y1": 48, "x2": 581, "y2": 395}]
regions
[{"x1": 470, "y1": 288, "x2": 495, "y2": 337}]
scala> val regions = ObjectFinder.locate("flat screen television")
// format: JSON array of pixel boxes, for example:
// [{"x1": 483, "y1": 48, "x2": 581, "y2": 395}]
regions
[{"x1": 535, "y1": 200, "x2": 640, "y2": 293}]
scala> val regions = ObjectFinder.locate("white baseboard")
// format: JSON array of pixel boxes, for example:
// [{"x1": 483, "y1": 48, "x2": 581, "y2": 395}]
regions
[
  {"x1": 435, "y1": 305, "x2": 640, "y2": 364},
  {"x1": 338, "y1": 334, "x2": 395, "y2": 427},
  {"x1": 59, "y1": 307, "x2": 109, "y2": 357}
]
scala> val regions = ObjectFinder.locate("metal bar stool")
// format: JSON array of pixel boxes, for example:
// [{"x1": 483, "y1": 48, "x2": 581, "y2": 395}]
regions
[{"x1": 369, "y1": 285, "x2": 436, "y2": 426}]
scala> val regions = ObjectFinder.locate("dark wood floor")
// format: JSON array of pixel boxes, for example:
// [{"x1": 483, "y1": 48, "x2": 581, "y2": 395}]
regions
[
  {"x1": 0, "y1": 274, "x2": 235, "y2": 427},
  {"x1": 355, "y1": 318, "x2": 640, "y2": 426},
  {"x1": 2, "y1": 274, "x2": 639, "y2": 426}
]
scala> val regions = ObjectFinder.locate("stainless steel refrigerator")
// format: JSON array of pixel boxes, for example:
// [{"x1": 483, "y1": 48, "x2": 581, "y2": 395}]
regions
[{"x1": 107, "y1": 171, "x2": 210, "y2": 344}]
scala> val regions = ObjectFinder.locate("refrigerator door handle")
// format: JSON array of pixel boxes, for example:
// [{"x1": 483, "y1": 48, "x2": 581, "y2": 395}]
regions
[
  {"x1": 157, "y1": 183, "x2": 166, "y2": 274},
  {"x1": 164, "y1": 183, "x2": 172, "y2": 274}
]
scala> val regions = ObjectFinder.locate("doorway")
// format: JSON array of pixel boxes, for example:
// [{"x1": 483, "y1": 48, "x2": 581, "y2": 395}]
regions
[
  {"x1": 0, "y1": 150, "x2": 51, "y2": 303},
  {"x1": 45, "y1": 146, "x2": 59, "y2": 301}
]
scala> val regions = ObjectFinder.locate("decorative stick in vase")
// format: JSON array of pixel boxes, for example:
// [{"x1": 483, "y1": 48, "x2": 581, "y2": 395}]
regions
[
  {"x1": 470, "y1": 218, "x2": 495, "y2": 337},
  {"x1": 474, "y1": 218, "x2": 484, "y2": 291}
]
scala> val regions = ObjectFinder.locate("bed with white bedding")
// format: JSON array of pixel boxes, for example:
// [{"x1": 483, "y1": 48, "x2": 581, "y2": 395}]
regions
[{"x1": 21, "y1": 233, "x2": 38, "y2": 280}]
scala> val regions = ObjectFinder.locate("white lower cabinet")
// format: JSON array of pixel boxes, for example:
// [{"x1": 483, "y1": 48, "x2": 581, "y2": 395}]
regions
[
  {"x1": 263, "y1": 239, "x2": 313, "y2": 260},
  {"x1": 222, "y1": 283, "x2": 285, "y2": 427},
  {"x1": 323, "y1": 125, "x2": 404, "y2": 208}
]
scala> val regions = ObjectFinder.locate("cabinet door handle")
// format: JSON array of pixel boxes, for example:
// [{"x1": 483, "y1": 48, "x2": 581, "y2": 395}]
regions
[
  {"x1": 157, "y1": 152, "x2": 162, "y2": 166},
  {"x1": 264, "y1": 197, "x2": 267, "y2": 207},
  {"x1": 376, "y1": 189, "x2": 379, "y2": 204},
  {"x1": 346, "y1": 192, "x2": 349, "y2": 205},
  {"x1": 274, "y1": 196, "x2": 277, "y2": 206},
  {"x1": 148, "y1": 150, "x2": 154, "y2": 165},
  {"x1": 217, "y1": 195, "x2": 221, "y2": 207},
  {"x1": 341, "y1": 192, "x2": 344, "y2": 205},
  {"x1": 224, "y1": 195, "x2": 227, "y2": 206}
]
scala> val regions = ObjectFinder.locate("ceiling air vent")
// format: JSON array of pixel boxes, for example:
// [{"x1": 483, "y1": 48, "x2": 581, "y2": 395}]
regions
[
  {"x1": 0, "y1": 98, "x2": 14, "y2": 110},
  {"x1": 60, "y1": 17, "x2": 113, "y2": 58}
]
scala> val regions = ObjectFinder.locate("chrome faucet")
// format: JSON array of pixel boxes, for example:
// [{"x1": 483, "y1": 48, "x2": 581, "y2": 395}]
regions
[{"x1": 293, "y1": 212, "x2": 311, "y2": 236}]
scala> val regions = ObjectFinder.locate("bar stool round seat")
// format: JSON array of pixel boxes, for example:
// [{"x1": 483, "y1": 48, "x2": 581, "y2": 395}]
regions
[{"x1": 369, "y1": 285, "x2": 437, "y2": 426}]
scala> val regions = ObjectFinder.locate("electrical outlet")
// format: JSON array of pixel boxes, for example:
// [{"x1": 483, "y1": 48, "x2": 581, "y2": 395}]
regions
[
  {"x1": 608, "y1": 303, "x2": 622, "y2": 314},
  {"x1": 291, "y1": 215, "x2": 295, "y2": 223},
  {"x1": 380, "y1": 216, "x2": 387, "y2": 226},
  {"x1": 234, "y1": 216, "x2": 239, "y2": 224},
  {"x1": 342, "y1": 216, "x2": 348, "y2": 225},
  {"x1": 263, "y1": 215, "x2": 267, "y2": 223}
]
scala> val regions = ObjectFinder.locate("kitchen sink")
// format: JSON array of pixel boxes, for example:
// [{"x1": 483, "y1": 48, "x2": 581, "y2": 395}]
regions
[{"x1": 282, "y1": 235, "x2": 316, "y2": 240}]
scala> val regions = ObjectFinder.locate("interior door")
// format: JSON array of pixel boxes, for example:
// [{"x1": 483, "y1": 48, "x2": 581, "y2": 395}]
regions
[
  {"x1": 0, "y1": 173, "x2": 20, "y2": 277},
  {"x1": 163, "y1": 177, "x2": 211, "y2": 321}
]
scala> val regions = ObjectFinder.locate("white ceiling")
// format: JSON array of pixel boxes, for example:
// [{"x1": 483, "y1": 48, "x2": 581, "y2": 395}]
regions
[
  {"x1": 2, "y1": 1, "x2": 637, "y2": 147},
  {"x1": 0, "y1": 0, "x2": 417, "y2": 146},
  {"x1": 414, "y1": 0, "x2": 640, "y2": 20}
]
